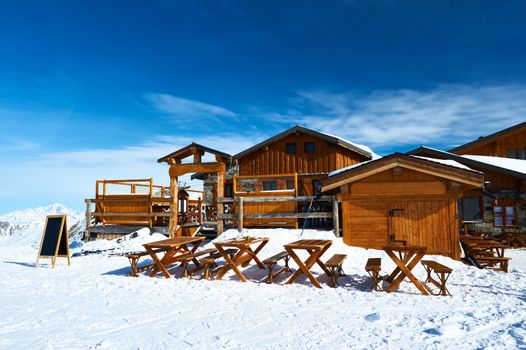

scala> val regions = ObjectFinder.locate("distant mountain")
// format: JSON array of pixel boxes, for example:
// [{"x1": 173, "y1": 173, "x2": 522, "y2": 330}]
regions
[{"x1": 0, "y1": 204, "x2": 84, "y2": 247}]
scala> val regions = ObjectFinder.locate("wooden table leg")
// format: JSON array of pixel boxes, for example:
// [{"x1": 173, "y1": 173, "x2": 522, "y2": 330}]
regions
[
  {"x1": 386, "y1": 251, "x2": 411, "y2": 283},
  {"x1": 385, "y1": 251, "x2": 430, "y2": 295},
  {"x1": 285, "y1": 248, "x2": 324, "y2": 288},
  {"x1": 214, "y1": 246, "x2": 247, "y2": 282},
  {"x1": 309, "y1": 245, "x2": 332, "y2": 276},
  {"x1": 146, "y1": 247, "x2": 172, "y2": 278}
]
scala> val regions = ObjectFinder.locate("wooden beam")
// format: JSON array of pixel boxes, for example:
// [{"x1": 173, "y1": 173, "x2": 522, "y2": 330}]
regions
[
  {"x1": 91, "y1": 212, "x2": 173, "y2": 217},
  {"x1": 218, "y1": 212, "x2": 333, "y2": 219},
  {"x1": 85, "y1": 199, "x2": 91, "y2": 241},
  {"x1": 217, "y1": 170, "x2": 224, "y2": 235},
  {"x1": 238, "y1": 197, "x2": 244, "y2": 232},
  {"x1": 333, "y1": 197, "x2": 340, "y2": 237},
  {"x1": 351, "y1": 182, "x2": 446, "y2": 196},
  {"x1": 169, "y1": 162, "x2": 226, "y2": 177},
  {"x1": 169, "y1": 176, "x2": 179, "y2": 238},
  {"x1": 218, "y1": 196, "x2": 333, "y2": 203}
]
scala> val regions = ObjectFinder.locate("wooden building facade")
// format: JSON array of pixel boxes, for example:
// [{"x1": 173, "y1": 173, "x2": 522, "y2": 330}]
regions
[
  {"x1": 408, "y1": 146, "x2": 526, "y2": 234},
  {"x1": 321, "y1": 154, "x2": 485, "y2": 259},
  {"x1": 449, "y1": 121, "x2": 526, "y2": 159},
  {"x1": 231, "y1": 125, "x2": 373, "y2": 228}
]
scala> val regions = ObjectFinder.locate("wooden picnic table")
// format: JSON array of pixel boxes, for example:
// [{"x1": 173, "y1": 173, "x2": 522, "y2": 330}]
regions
[
  {"x1": 284, "y1": 239, "x2": 333, "y2": 288},
  {"x1": 499, "y1": 231, "x2": 525, "y2": 248},
  {"x1": 214, "y1": 237, "x2": 269, "y2": 282},
  {"x1": 383, "y1": 244, "x2": 431, "y2": 295},
  {"x1": 466, "y1": 240, "x2": 508, "y2": 258},
  {"x1": 143, "y1": 236, "x2": 205, "y2": 278}
]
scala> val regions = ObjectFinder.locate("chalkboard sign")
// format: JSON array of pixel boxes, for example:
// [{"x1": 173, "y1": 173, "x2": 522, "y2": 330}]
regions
[{"x1": 36, "y1": 215, "x2": 71, "y2": 268}]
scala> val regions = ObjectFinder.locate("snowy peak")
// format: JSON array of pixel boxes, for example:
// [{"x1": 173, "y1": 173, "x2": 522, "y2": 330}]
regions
[
  {"x1": 0, "y1": 204, "x2": 84, "y2": 246},
  {"x1": 0, "y1": 203, "x2": 81, "y2": 224}
]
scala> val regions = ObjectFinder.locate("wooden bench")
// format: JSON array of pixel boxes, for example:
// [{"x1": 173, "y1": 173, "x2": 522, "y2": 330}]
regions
[
  {"x1": 179, "y1": 248, "x2": 238, "y2": 279},
  {"x1": 262, "y1": 251, "x2": 292, "y2": 284},
  {"x1": 325, "y1": 254, "x2": 347, "y2": 287},
  {"x1": 476, "y1": 256, "x2": 511, "y2": 273},
  {"x1": 421, "y1": 260, "x2": 453, "y2": 296},
  {"x1": 365, "y1": 258, "x2": 382, "y2": 291},
  {"x1": 126, "y1": 248, "x2": 164, "y2": 277}
]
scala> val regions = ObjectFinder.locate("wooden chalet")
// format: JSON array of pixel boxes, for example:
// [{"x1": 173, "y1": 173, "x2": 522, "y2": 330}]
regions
[
  {"x1": 408, "y1": 146, "x2": 526, "y2": 234},
  {"x1": 449, "y1": 121, "x2": 526, "y2": 159},
  {"x1": 321, "y1": 154, "x2": 485, "y2": 259},
  {"x1": 229, "y1": 125, "x2": 374, "y2": 228}
]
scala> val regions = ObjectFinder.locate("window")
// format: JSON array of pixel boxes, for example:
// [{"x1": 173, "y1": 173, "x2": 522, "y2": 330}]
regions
[
  {"x1": 312, "y1": 180, "x2": 322, "y2": 196},
  {"x1": 459, "y1": 196, "x2": 482, "y2": 222},
  {"x1": 263, "y1": 180, "x2": 278, "y2": 191},
  {"x1": 225, "y1": 183, "x2": 233, "y2": 198},
  {"x1": 286, "y1": 143, "x2": 297, "y2": 154},
  {"x1": 508, "y1": 148, "x2": 526, "y2": 160},
  {"x1": 304, "y1": 142, "x2": 316, "y2": 153},
  {"x1": 494, "y1": 206, "x2": 516, "y2": 227}
]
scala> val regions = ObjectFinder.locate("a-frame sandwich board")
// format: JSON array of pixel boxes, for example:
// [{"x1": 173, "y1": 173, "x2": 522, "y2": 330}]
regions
[{"x1": 36, "y1": 215, "x2": 71, "y2": 268}]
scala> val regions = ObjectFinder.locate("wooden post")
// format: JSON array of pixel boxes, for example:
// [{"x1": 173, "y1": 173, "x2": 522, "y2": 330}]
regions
[
  {"x1": 217, "y1": 170, "x2": 225, "y2": 235},
  {"x1": 198, "y1": 197, "x2": 203, "y2": 224},
  {"x1": 333, "y1": 197, "x2": 340, "y2": 237},
  {"x1": 169, "y1": 172, "x2": 179, "y2": 238},
  {"x1": 238, "y1": 196, "x2": 244, "y2": 232},
  {"x1": 85, "y1": 199, "x2": 91, "y2": 241}
]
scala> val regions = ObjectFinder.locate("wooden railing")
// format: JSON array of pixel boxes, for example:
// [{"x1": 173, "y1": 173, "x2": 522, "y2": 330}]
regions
[{"x1": 217, "y1": 195, "x2": 339, "y2": 234}]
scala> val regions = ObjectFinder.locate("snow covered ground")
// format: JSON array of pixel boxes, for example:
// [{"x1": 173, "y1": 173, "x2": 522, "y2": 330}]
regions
[{"x1": 1, "y1": 217, "x2": 526, "y2": 349}]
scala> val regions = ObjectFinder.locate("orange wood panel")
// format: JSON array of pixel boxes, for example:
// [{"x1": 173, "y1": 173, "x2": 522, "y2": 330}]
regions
[
  {"x1": 351, "y1": 181, "x2": 446, "y2": 196},
  {"x1": 238, "y1": 132, "x2": 368, "y2": 176}
]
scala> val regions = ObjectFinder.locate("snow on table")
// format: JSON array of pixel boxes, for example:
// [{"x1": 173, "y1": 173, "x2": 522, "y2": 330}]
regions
[{"x1": 0, "y1": 228, "x2": 525, "y2": 349}]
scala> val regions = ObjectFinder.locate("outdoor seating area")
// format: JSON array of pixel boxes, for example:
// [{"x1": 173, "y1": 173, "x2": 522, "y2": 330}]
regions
[
  {"x1": 121, "y1": 234, "x2": 473, "y2": 296},
  {"x1": 461, "y1": 234, "x2": 511, "y2": 272},
  {"x1": 364, "y1": 245, "x2": 455, "y2": 296},
  {"x1": 123, "y1": 236, "x2": 358, "y2": 288}
]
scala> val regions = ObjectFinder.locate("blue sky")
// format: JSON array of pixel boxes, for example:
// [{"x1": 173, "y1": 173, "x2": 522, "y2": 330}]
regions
[{"x1": 1, "y1": 0, "x2": 526, "y2": 214}]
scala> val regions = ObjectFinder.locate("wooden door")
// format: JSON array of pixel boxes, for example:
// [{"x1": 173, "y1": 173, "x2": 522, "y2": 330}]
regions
[{"x1": 389, "y1": 200, "x2": 451, "y2": 255}]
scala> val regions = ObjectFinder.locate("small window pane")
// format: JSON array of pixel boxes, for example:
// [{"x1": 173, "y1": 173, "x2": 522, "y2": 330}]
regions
[
  {"x1": 312, "y1": 180, "x2": 322, "y2": 196},
  {"x1": 505, "y1": 207, "x2": 514, "y2": 216},
  {"x1": 508, "y1": 149, "x2": 517, "y2": 158},
  {"x1": 495, "y1": 217, "x2": 503, "y2": 226},
  {"x1": 263, "y1": 181, "x2": 277, "y2": 191},
  {"x1": 286, "y1": 143, "x2": 297, "y2": 154},
  {"x1": 304, "y1": 142, "x2": 316, "y2": 153}
]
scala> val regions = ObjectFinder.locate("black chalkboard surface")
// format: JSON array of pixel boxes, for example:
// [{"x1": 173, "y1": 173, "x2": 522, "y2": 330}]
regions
[{"x1": 36, "y1": 215, "x2": 71, "y2": 268}]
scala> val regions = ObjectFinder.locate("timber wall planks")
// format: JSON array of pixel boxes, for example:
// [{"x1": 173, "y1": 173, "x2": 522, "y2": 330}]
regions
[
  {"x1": 453, "y1": 127, "x2": 526, "y2": 157},
  {"x1": 341, "y1": 167, "x2": 464, "y2": 259},
  {"x1": 238, "y1": 132, "x2": 368, "y2": 176}
]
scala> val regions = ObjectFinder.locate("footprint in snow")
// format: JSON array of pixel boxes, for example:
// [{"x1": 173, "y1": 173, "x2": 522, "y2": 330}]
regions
[
  {"x1": 423, "y1": 328, "x2": 442, "y2": 336},
  {"x1": 364, "y1": 313, "x2": 380, "y2": 322}
]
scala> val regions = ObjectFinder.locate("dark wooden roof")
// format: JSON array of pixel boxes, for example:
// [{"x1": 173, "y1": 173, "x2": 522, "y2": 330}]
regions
[
  {"x1": 448, "y1": 121, "x2": 526, "y2": 153},
  {"x1": 233, "y1": 125, "x2": 372, "y2": 159},
  {"x1": 407, "y1": 146, "x2": 526, "y2": 180},
  {"x1": 158, "y1": 142, "x2": 232, "y2": 164},
  {"x1": 322, "y1": 152, "x2": 484, "y2": 192}
]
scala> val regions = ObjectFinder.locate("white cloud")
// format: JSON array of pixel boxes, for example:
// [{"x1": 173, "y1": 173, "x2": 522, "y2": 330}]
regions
[
  {"x1": 281, "y1": 84, "x2": 526, "y2": 150},
  {"x1": 0, "y1": 132, "x2": 261, "y2": 213},
  {"x1": 144, "y1": 92, "x2": 237, "y2": 119}
]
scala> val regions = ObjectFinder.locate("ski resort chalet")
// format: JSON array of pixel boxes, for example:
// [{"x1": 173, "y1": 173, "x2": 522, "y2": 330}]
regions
[{"x1": 84, "y1": 123, "x2": 526, "y2": 259}]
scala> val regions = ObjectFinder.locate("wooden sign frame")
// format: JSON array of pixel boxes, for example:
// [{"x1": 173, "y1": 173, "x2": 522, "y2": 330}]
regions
[{"x1": 36, "y1": 215, "x2": 71, "y2": 268}]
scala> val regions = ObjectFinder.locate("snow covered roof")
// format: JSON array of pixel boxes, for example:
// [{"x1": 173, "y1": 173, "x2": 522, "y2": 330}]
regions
[
  {"x1": 319, "y1": 131, "x2": 381, "y2": 160},
  {"x1": 158, "y1": 142, "x2": 231, "y2": 164},
  {"x1": 462, "y1": 155, "x2": 526, "y2": 176},
  {"x1": 407, "y1": 146, "x2": 526, "y2": 180},
  {"x1": 412, "y1": 156, "x2": 478, "y2": 172},
  {"x1": 328, "y1": 159, "x2": 374, "y2": 177},
  {"x1": 233, "y1": 125, "x2": 374, "y2": 159},
  {"x1": 323, "y1": 153, "x2": 484, "y2": 191}
]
